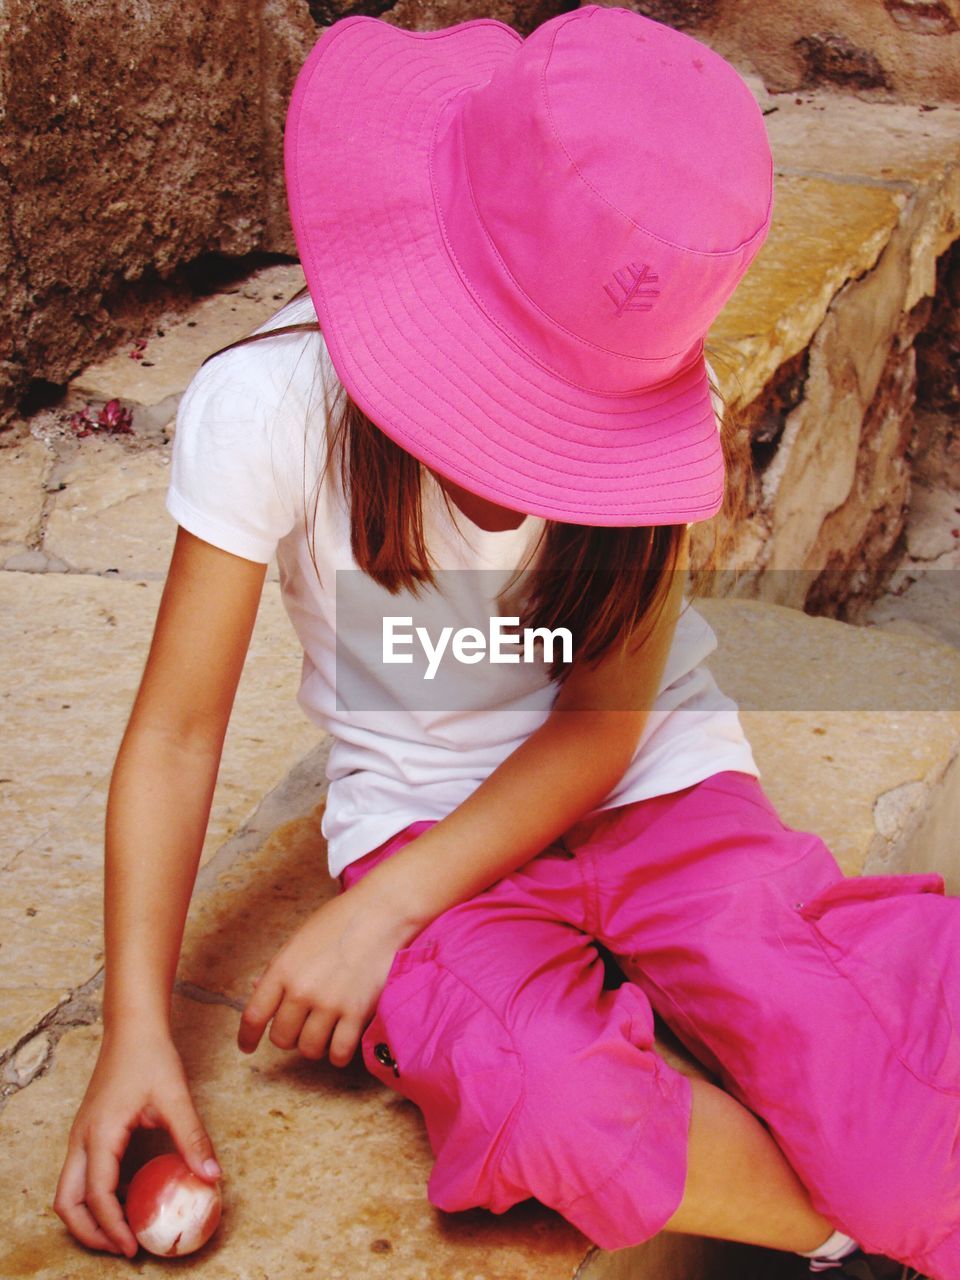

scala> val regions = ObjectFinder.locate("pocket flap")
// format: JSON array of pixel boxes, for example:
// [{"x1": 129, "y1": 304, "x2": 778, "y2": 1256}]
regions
[
  {"x1": 800, "y1": 872, "x2": 960, "y2": 1093},
  {"x1": 798, "y1": 873, "x2": 944, "y2": 922}
]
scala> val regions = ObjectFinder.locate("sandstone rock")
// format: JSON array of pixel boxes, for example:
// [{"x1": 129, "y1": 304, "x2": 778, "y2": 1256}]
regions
[
  {"x1": 597, "y1": 0, "x2": 722, "y2": 31},
  {"x1": 3, "y1": 1032, "x2": 52, "y2": 1087},
  {"x1": 384, "y1": 0, "x2": 573, "y2": 36},
  {"x1": 2, "y1": 548, "x2": 51, "y2": 573},
  {"x1": 862, "y1": 566, "x2": 960, "y2": 651},
  {"x1": 705, "y1": 89, "x2": 960, "y2": 608},
  {"x1": 763, "y1": 91, "x2": 960, "y2": 187},
  {"x1": 0, "y1": 433, "x2": 50, "y2": 547},
  {"x1": 0, "y1": 1000, "x2": 594, "y2": 1280},
  {"x1": 873, "y1": 779, "x2": 929, "y2": 841},
  {"x1": 793, "y1": 31, "x2": 893, "y2": 93},
  {"x1": 259, "y1": 0, "x2": 320, "y2": 251},
  {"x1": 903, "y1": 480, "x2": 960, "y2": 560},
  {"x1": 42, "y1": 438, "x2": 174, "y2": 577},
  {"x1": 911, "y1": 407, "x2": 960, "y2": 489},
  {"x1": 0, "y1": 572, "x2": 319, "y2": 1060},
  {"x1": 68, "y1": 263, "x2": 307, "y2": 415},
  {"x1": 914, "y1": 239, "x2": 960, "y2": 413},
  {"x1": 657, "y1": 0, "x2": 960, "y2": 104},
  {"x1": 709, "y1": 175, "x2": 904, "y2": 411},
  {"x1": 695, "y1": 596, "x2": 960, "y2": 877},
  {"x1": 0, "y1": 0, "x2": 315, "y2": 427}
]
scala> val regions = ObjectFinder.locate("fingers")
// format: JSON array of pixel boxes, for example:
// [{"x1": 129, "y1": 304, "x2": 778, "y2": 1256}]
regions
[
  {"x1": 239, "y1": 986, "x2": 360, "y2": 1067},
  {"x1": 86, "y1": 1137, "x2": 141, "y2": 1258},
  {"x1": 164, "y1": 1090, "x2": 223, "y2": 1182},
  {"x1": 238, "y1": 974, "x2": 314, "y2": 1054},
  {"x1": 238, "y1": 961, "x2": 370, "y2": 1067},
  {"x1": 54, "y1": 1144, "x2": 136, "y2": 1258},
  {"x1": 297, "y1": 1008, "x2": 337, "y2": 1061},
  {"x1": 237, "y1": 971, "x2": 281, "y2": 1054},
  {"x1": 327, "y1": 1016, "x2": 363, "y2": 1068}
]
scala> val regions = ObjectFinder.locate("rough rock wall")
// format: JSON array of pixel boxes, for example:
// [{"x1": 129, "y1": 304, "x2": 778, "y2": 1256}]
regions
[
  {"x1": 4, "y1": 0, "x2": 956, "y2": 426},
  {"x1": 0, "y1": 0, "x2": 312, "y2": 423},
  {"x1": 687, "y1": 84, "x2": 960, "y2": 608},
  {"x1": 610, "y1": 0, "x2": 960, "y2": 103},
  {"x1": 0, "y1": 0, "x2": 578, "y2": 427}
]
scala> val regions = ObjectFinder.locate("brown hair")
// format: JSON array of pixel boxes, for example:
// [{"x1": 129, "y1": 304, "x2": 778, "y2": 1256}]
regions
[{"x1": 201, "y1": 288, "x2": 746, "y2": 682}]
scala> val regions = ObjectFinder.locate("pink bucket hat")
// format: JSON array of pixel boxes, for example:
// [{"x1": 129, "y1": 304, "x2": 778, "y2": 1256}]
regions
[{"x1": 284, "y1": 4, "x2": 774, "y2": 526}]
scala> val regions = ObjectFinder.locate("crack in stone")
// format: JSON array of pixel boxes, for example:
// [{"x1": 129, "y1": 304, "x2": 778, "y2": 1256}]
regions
[
  {"x1": 0, "y1": 970, "x2": 104, "y2": 1111},
  {"x1": 773, "y1": 164, "x2": 919, "y2": 194},
  {"x1": 1, "y1": 776, "x2": 109, "y2": 870},
  {"x1": 571, "y1": 1245, "x2": 603, "y2": 1279},
  {"x1": 0, "y1": 562, "x2": 166, "y2": 580}
]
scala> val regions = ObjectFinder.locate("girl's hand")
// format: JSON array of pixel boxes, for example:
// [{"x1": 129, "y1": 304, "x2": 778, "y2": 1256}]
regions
[
  {"x1": 53, "y1": 1028, "x2": 222, "y2": 1258},
  {"x1": 237, "y1": 882, "x2": 419, "y2": 1066}
]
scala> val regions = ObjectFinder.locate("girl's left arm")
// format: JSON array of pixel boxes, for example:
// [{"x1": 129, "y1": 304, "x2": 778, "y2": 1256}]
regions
[{"x1": 238, "y1": 528, "x2": 689, "y2": 1066}]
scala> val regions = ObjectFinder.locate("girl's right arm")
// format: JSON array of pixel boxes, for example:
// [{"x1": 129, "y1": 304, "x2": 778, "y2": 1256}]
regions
[{"x1": 53, "y1": 526, "x2": 268, "y2": 1258}]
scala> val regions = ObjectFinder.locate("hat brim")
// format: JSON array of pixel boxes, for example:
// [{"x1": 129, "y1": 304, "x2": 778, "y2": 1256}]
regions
[{"x1": 284, "y1": 15, "x2": 724, "y2": 526}]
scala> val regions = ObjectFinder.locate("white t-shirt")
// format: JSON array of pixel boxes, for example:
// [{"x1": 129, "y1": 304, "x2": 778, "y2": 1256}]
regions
[{"x1": 166, "y1": 292, "x2": 761, "y2": 880}]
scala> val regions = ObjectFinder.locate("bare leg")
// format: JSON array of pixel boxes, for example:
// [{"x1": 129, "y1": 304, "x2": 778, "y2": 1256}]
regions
[{"x1": 664, "y1": 1076, "x2": 835, "y2": 1253}]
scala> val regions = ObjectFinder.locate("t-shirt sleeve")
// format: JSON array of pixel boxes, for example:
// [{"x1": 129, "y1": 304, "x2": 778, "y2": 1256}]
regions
[{"x1": 165, "y1": 366, "x2": 300, "y2": 564}]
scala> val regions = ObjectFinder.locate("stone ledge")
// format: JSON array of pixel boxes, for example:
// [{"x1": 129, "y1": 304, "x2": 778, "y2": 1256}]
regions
[
  {"x1": 0, "y1": 571, "x2": 317, "y2": 1056},
  {"x1": 7, "y1": 601, "x2": 957, "y2": 1280},
  {"x1": 3, "y1": 600, "x2": 954, "y2": 1277},
  {"x1": 709, "y1": 91, "x2": 960, "y2": 409}
]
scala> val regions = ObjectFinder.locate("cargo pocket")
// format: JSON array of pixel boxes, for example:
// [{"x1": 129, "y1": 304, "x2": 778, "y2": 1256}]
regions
[
  {"x1": 798, "y1": 873, "x2": 960, "y2": 1094},
  {"x1": 361, "y1": 938, "x2": 441, "y2": 1082},
  {"x1": 361, "y1": 942, "x2": 525, "y2": 1212}
]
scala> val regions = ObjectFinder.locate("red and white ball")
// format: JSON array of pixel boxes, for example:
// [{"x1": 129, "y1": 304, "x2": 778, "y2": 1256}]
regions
[{"x1": 124, "y1": 1153, "x2": 222, "y2": 1256}]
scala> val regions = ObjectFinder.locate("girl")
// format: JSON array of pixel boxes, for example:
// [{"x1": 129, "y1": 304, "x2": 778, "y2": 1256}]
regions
[{"x1": 54, "y1": 8, "x2": 959, "y2": 1278}]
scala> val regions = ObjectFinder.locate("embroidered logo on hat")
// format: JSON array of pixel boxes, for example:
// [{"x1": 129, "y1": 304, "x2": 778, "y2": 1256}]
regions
[{"x1": 604, "y1": 261, "x2": 660, "y2": 316}]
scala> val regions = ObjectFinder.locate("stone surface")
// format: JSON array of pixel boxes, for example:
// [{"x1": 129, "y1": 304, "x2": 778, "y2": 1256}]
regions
[
  {"x1": 708, "y1": 91, "x2": 960, "y2": 415},
  {"x1": 2, "y1": 593, "x2": 959, "y2": 1277},
  {"x1": 41, "y1": 438, "x2": 175, "y2": 577},
  {"x1": 704, "y1": 87, "x2": 960, "y2": 608},
  {"x1": 0, "y1": 998, "x2": 594, "y2": 1279},
  {"x1": 384, "y1": 0, "x2": 575, "y2": 36},
  {"x1": 2, "y1": 547, "x2": 52, "y2": 573},
  {"x1": 634, "y1": 0, "x2": 960, "y2": 104},
  {"x1": 0, "y1": 0, "x2": 321, "y2": 430},
  {"x1": 0, "y1": 975, "x2": 766, "y2": 1280},
  {"x1": 68, "y1": 263, "x2": 307, "y2": 415},
  {"x1": 915, "y1": 240, "x2": 960, "y2": 412},
  {"x1": 0, "y1": 0, "x2": 279, "y2": 423},
  {"x1": 763, "y1": 91, "x2": 960, "y2": 186},
  {"x1": 902, "y1": 480, "x2": 960, "y2": 560},
  {"x1": 913, "y1": 408, "x2": 960, "y2": 490},
  {"x1": 0, "y1": 572, "x2": 319, "y2": 1058},
  {"x1": 852, "y1": 403, "x2": 960, "y2": 649},
  {"x1": 865, "y1": 569, "x2": 960, "y2": 651},
  {"x1": 0, "y1": 432, "x2": 50, "y2": 548},
  {"x1": 696, "y1": 596, "x2": 960, "y2": 878},
  {"x1": 3, "y1": 1032, "x2": 52, "y2": 1087},
  {"x1": 883, "y1": 746, "x2": 960, "y2": 883},
  {"x1": 709, "y1": 175, "x2": 905, "y2": 410},
  {"x1": 0, "y1": 988, "x2": 75, "y2": 1074}
]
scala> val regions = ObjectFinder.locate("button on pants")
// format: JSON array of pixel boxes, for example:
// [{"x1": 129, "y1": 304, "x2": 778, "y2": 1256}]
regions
[{"x1": 338, "y1": 770, "x2": 960, "y2": 1278}]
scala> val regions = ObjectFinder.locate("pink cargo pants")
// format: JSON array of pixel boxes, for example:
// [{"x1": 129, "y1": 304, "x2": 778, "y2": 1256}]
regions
[{"x1": 338, "y1": 770, "x2": 960, "y2": 1279}]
